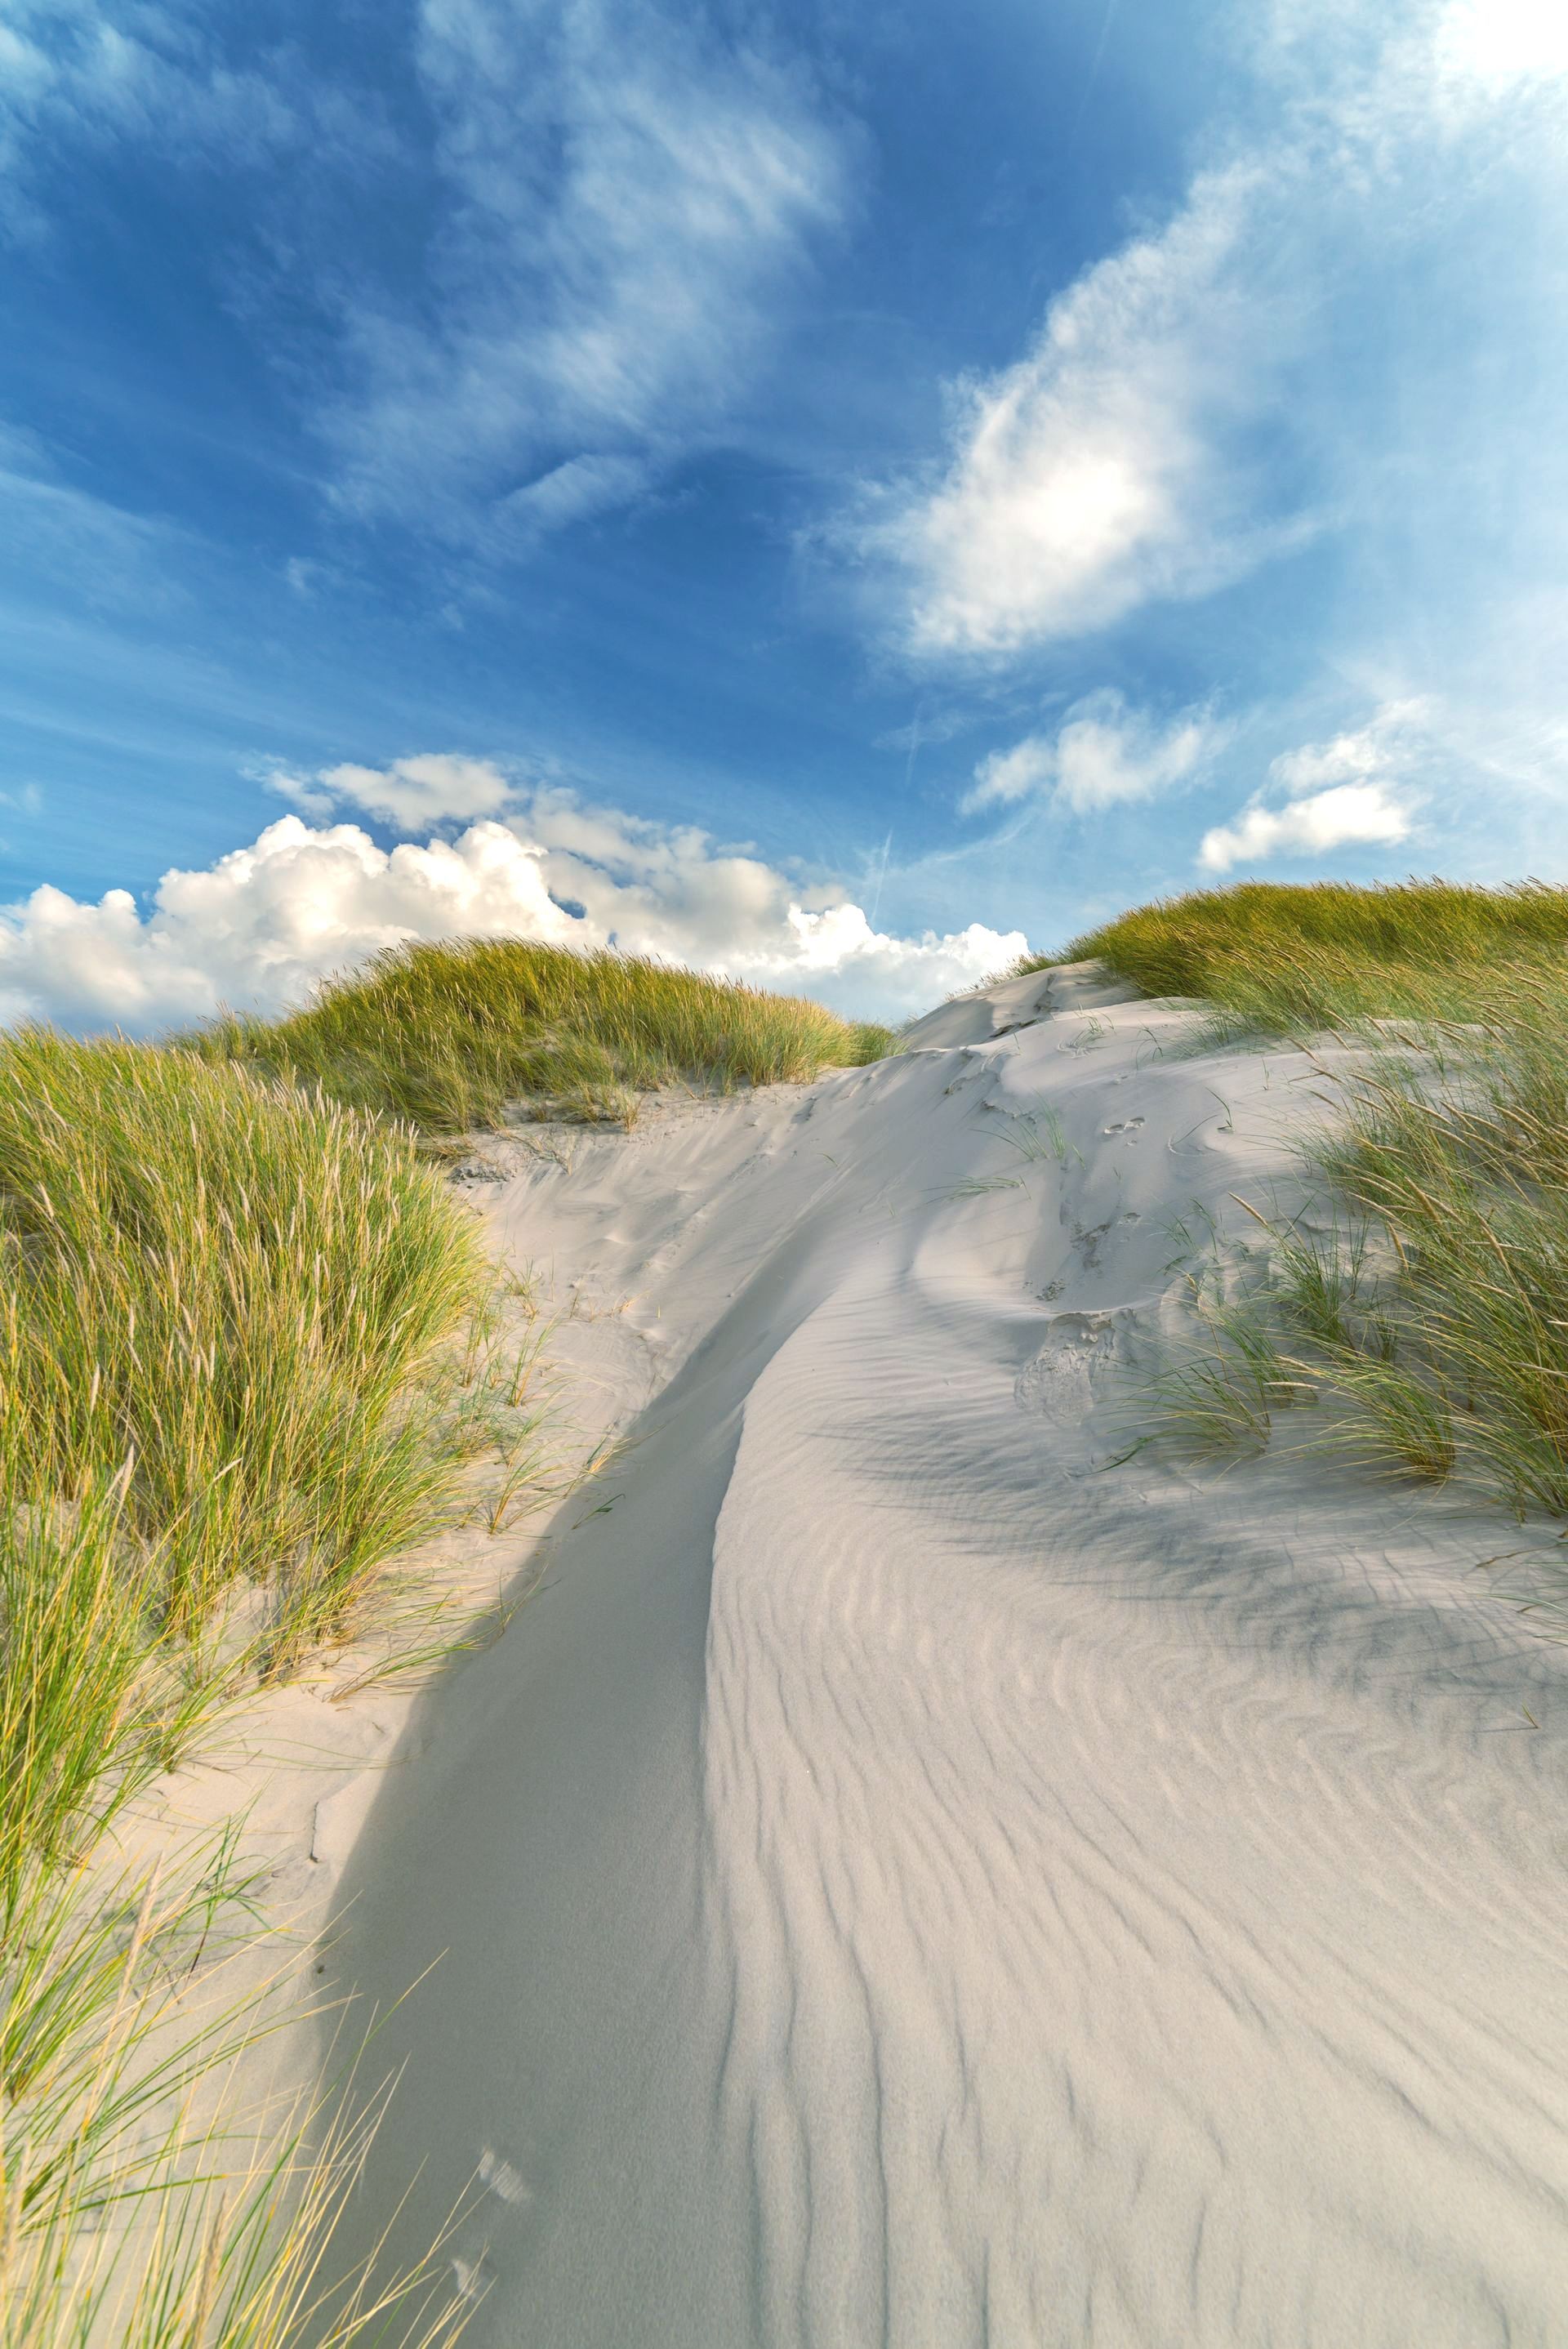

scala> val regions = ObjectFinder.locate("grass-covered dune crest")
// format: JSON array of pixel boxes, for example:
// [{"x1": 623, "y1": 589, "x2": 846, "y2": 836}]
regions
[
  {"x1": 1031, "y1": 876, "x2": 1568, "y2": 1034},
  {"x1": 194, "y1": 937, "x2": 893, "y2": 1131},
  {"x1": 1036, "y1": 879, "x2": 1568, "y2": 1532}
]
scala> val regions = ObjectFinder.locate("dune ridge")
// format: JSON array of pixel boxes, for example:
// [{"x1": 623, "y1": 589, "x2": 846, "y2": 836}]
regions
[{"x1": 322, "y1": 965, "x2": 1568, "y2": 2347}]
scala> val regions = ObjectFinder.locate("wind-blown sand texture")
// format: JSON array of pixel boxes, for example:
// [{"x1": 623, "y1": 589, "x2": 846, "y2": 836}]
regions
[{"x1": 323, "y1": 965, "x2": 1568, "y2": 2347}]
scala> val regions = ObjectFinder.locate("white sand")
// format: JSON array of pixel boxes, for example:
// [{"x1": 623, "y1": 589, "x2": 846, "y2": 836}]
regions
[{"x1": 316, "y1": 965, "x2": 1568, "y2": 2346}]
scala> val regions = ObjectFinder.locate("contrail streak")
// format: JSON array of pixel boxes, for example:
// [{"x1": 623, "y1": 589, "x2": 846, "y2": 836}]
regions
[
  {"x1": 1070, "y1": 0, "x2": 1120, "y2": 144},
  {"x1": 867, "y1": 831, "x2": 893, "y2": 929}
]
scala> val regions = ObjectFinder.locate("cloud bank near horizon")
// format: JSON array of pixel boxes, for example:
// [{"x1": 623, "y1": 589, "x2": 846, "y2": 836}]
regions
[{"x1": 0, "y1": 759, "x2": 1025, "y2": 1033}]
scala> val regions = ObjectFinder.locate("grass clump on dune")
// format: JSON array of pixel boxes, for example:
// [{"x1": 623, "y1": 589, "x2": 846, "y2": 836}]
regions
[
  {"x1": 0, "y1": 1027, "x2": 491, "y2": 1898},
  {"x1": 0, "y1": 1030, "x2": 496, "y2": 2342},
  {"x1": 1, "y1": 1835, "x2": 473, "y2": 2348},
  {"x1": 1290, "y1": 1007, "x2": 1568, "y2": 1518},
  {"x1": 1070, "y1": 884, "x2": 1568, "y2": 1529},
  {"x1": 196, "y1": 938, "x2": 892, "y2": 1132},
  {"x1": 1038, "y1": 876, "x2": 1568, "y2": 1036}
]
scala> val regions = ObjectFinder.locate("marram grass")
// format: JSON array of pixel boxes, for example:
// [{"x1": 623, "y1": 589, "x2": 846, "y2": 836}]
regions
[
  {"x1": 0, "y1": 1028, "x2": 496, "y2": 2342},
  {"x1": 0, "y1": 1837, "x2": 472, "y2": 2348},
  {"x1": 1040, "y1": 876, "x2": 1568, "y2": 1036},
  {"x1": 195, "y1": 937, "x2": 892, "y2": 1131},
  {"x1": 1079, "y1": 884, "x2": 1568, "y2": 1531},
  {"x1": 0, "y1": 1027, "x2": 491, "y2": 1902}
]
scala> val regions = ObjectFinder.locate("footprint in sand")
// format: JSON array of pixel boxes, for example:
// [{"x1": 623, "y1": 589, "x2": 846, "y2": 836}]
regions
[
  {"x1": 450, "y1": 2252, "x2": 498, "y2": 2304},
  {"x1": 1013, "y1": 1309, "x2": 1125, "y2": 1425},
  {"x1": 478, "y1": 2146, "x2": 532, "y2": 2207}
]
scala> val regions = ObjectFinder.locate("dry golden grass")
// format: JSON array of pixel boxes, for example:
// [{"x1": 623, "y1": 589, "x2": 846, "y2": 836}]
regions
[
  {"x1": 1075, "y1": 885, "x2": 1568, "y2": 1527},
  {"x1": 195, "y1": 937, "x2": 891, "y2": 1130},
  {"x1": 0, "y1": 1032, "x2": 503, "y2": 2343}
]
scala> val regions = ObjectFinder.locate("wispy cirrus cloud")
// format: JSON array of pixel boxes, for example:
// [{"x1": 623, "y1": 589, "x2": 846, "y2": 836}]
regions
[
  {"x1": 322, "y1": 0, "x2": 853, "y2": 546},
  {"x1": 0, "y1": 2, "x2": 345, "y2": 225},
  {"x1": 4, "y1": 2, "x2": 853, "y2": 550},
  {"x1": 0, "y1": 423, "x2": 186, "y2": 608},
  {"x1": 854, "y1": 0, "x2": 1568, "y2": 664}
]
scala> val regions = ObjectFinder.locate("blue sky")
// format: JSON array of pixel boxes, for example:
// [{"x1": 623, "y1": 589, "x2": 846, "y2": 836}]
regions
[{"x1": 1, "y1": 0, "x2": 1566, "y2": 1026}]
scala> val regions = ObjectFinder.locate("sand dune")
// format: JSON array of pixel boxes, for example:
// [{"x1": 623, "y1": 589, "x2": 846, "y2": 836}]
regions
[{"x1": 323, "y1": 966, "x2": 1568, "y2": 2347}]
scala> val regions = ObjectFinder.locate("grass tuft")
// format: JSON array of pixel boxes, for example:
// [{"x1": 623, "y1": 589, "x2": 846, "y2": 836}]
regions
[
  {"x1": 0, "y1": 1838, "x2": 472, "y2": 2347},
  {"x1": 1081, "y1": 883, "x2": 1568, "y2": 1524},
  {"x1": 0, "y1": 1025, "x2": 506, "y2": 2342},
  {"x1": 1031, "y1": 876, "x2": 1568, "y2": 1038},
  {"x1": 192, "y1": 938, "x2": 891, "y2": 1131},
  {"x1": 0, "y1": 1028, "x2": 492, "y2": 1906}
]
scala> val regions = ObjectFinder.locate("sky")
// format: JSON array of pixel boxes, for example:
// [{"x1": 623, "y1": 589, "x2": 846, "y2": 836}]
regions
[{"x1": 1, "y1": 0, "x2": 1566, "y2": 1028}]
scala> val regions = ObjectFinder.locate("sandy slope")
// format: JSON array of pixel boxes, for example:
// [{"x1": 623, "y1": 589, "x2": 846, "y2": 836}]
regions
[{"x1": 323, "y1": 965, "x2": 1568, "y2": 2347}]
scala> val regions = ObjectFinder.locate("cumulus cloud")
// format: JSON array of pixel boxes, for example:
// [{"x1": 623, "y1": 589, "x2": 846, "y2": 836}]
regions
[
  {"x1": 1197, "y1": 701, "x2": 1424, "y2": 871},
  {"x1": 269, "y1": 752, "x2": 519, "y2": 831},
  {"x1": 0, "y1": 774, "x2": 1025, "y2": 1031},
  {"x1": 1431, "y1": 0, "x2": 1568, "y2": 91},
  {"x1": 1197, "y1": 782, "x2": 1412, "y2": 872},
  {"x1": 324, "y1": 0, "x2": 850, "y2": 541},
  {"x1": 967, "y1": 691, "x2": 1223, "y2": 814},
  {"x1": 858, "y1": 0, "x2": 1568, "y2": 661}
]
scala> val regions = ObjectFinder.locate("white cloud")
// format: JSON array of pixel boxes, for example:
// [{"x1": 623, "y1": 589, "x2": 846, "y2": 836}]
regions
[
  {"x1": 967, "y1": 738, "x2": 1057, "y2": 809},
  {"x1": 0, "y1": 776, "x2": 1025, "y2": 1031},
  {"x1": 4, "y1": 4, "x2": 849, "y2": 540},
  {"x1": 1197, "y1": 781, "x2": 1413, "y2": 871},
  {"x1": 870, "y1": 165, "x2": 1288, "y2": 657},
  {"x1": 1197, "y1": 700, "x2": 1424, "y2": 871},
  {"x1": 324, "y1": 0, "x2": 849, "y2": 541},
  {"x1": 0, "y1": 424, "x2": 185, "y2": 608},
  {"x1": 271, "y1": 752, "x2": 520, "y2": 832},
  {"x1": 1433, "y1": 0, "x2": 1568, "y2": 91},
  {"x1": 1267, "y1": 702, "x2": 1426, "y2": 797},
  {"x1": 967, "y1": 691, "x2": 1223, "y2": 813},
  {"x1": 497, "y1": 452, "x2": 653, "y2": 537},
  {"x1": 0, "y1": 2, "x2": 313, "y2": 208},
  {"x1": 859, "y1": 0, "x2": 1568, "y2": 661}
]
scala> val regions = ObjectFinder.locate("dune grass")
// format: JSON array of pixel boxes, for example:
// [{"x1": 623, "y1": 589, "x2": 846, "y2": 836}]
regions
[
  {"x1": 1068, "y1": 884, "x2": 1568, "y2": 1527},
  {"x1": 194, "y1": 938, "x2": 892, "y2": 1131},
  {"x1": 1, "y1": 1834, "x2": 473, "y2": 2347},
  {"x1": 1038, "y1": 876, "x2": 1568, "y2": 1036},
  {"x1": 0, "y1": 1027, "x2": 502, "y2": 2342},
  {"x1": 0, "y1": 1028, "x2": 493, "y2": 1894}
]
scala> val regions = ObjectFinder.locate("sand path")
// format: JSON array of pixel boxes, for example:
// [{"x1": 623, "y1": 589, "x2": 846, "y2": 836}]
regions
[{"x1": 323, "y1": 968, "x2": 1568, "y2": 2347}]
